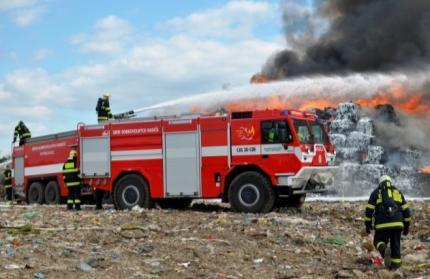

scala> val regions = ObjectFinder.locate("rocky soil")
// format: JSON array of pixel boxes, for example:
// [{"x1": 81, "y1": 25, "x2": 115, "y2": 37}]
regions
[{"x1": 0, "y1": 201, "x2": 429, "y2": 279}]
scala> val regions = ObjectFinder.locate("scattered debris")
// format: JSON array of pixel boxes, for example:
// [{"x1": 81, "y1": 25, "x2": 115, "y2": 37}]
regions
[{"x1": 0, "y1": 201, "x2": 428, "y2": 277}]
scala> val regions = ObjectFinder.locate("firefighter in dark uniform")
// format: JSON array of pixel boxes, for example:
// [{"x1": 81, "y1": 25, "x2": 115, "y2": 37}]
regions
[
  {"x1": 13, "y1": 121, "x2": 31, "y2": 146},
  {"x1": 3, "y1": 165, "x2": 13, "y2": 201},
  {"x1": 365, "y1": 175, "x2": 412, "y2": 269},
  {"x1": 96, "y1": 92, "x2": 113, "y2": 122},
  {"x1": 62, "y1": 150, "x2": 81, "y2": 210}
]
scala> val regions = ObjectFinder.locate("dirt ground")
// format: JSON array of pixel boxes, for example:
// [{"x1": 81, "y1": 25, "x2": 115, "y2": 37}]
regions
[{"x1": 0, "y1": 201, "x2": 429, "y2": 279}]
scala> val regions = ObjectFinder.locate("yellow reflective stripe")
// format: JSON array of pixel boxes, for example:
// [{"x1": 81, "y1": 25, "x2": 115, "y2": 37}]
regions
[
  {"x1": 5, "y1": 185, "x2": 12, "y2": 188},
  {"x1": 404, "y1": 217, "x2": 412, "y2": 222},
  {"x1": 402, "y1": 204, "x2": 409, "y2": 210},
  {"x1": 387, "y1": 188, "x2": 392, "y2": 198},
  {"x1": 366, "y1": 204, "x2": 375, "y2": 210},
  {"x1": 376, "y1": 242, "x2": 385, "y2": 250},
  {"x1": 393, "y1": 190, "x2": 402, "y2": 202},
  {"x1": 64, "y1": 162, "x2": 75, "y2": 169},
  {"x1": 22, "y1": 132, "x2": 31, "y2": 137},
  {"x1": 66, "y1": 182, "x2": 80, "y2": 186},
  {"x1": 387, "y1": 181, "x2": 391, "y2": 187},
  {"x1": 67, "y1": 200, "x2": 74, "y2": 204},
  {"x1": 98, "y1": 116, "x2": 108, "y2": 120},
  {"x1": 375, "y1": 222, "x2": 404, "y2": 229},
  {"x1": 391, "y1": 258, "x2": 401, "y2": 264},
  {"x1": 63, "y1": 168, "x2": 79, "y2": 173},
  {"x1": 364, "y1": 217, "x2": 372, "y2": 221},
  {"x1": 74, "y1": 199, "x2": 81, "y2": 203}
]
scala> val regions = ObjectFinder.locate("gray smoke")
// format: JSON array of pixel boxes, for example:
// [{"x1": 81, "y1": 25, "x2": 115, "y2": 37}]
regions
[{"x1": 263, "y1": 0, "x2": 430, "y2": 78}]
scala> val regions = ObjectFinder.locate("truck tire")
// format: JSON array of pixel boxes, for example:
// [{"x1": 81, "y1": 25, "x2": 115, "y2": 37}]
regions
[
  {"x1": 114, "y1": 174, "x2": 152, "y2": 210},
  {"x1": 229, "y1": 171, "x2": 275, "y2": 213},
  {"x1": 44, "y1": 181, "x2": 60, "y2": 204},
  {"x1": 28, "y1": 182, "x2": 45, "y2": 204},
  {"x1": 156, "y1": 198, "x2": 193, "y2": 209}
]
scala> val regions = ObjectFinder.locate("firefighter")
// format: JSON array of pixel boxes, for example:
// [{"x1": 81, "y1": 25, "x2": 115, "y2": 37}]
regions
[
  {"x1": 96, "y1": 92, "x2": 113, "y2": 122},
  {"x1": 13, "y1": 121, "x2": 31, "y2": 146},
  {"x1": 364, "y1": 175, "x2": 412, "y2": 269},
  {"x1": 62, "y1": 150, "x2": 81, "y2": 210},
  {"x1": 3, "y1": 165, "x2": 12, "y2": 201}
]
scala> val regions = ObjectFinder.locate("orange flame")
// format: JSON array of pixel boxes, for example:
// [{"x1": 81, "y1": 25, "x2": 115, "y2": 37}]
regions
[
  {"x1": 420, "y1": 166, "x2": 430, "y2": 174},
  {"x1": 223, "y1": 82, "x2": 430, "y2": 115}
]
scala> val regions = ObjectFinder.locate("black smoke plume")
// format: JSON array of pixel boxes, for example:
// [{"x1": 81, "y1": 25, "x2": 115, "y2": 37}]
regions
[{"x1": 263, "y1": 0, "x2": 430, "y2": 79}]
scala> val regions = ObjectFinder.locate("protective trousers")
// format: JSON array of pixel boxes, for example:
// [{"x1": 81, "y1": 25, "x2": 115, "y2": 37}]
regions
[
  {"x1": 374, "y1": 229, "x2": 402, "y2": 267},
  {"x1": 5, "y1": 188, "x2": 13, "y2": 201},
  {"x1": 67, "y1": 186, "x2": 81, "y2": 210}
]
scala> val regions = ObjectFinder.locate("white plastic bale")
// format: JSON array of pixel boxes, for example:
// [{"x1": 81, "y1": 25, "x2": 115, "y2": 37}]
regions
[
  {"x1": 329, "y1": 133, "x2": 347, "y2": 148},
  {"x1": 356, "y1": 117, "x2": 374, "y2": 136},
  {"x1": 345, "y1": 131, "x2": 373, "y2": 151},
  {"x1": 330, "y1": 119, "x2": 356, "y2": 133},
  {"x1": 336, "y1": 102, "x2": 360, "y2": 122}
]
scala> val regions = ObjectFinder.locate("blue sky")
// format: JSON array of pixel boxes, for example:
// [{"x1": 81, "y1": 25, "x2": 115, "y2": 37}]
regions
[{"x1": 0, "y1": 0, "x2": 313, "y2": 155}]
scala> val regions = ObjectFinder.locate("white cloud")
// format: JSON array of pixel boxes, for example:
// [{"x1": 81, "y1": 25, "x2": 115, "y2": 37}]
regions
[
  {"x1": 163, "y1": 1, "x2": 276, "y2": 39},
  {"x1": 0, "y1": 0, "x2": 39, "y2": 11},
  {"x1": 69, "y1": 15, "x2": 133, "y2": 55},
  {"x1": 13, "y1": 6, "x2": 46, "y2": 26},
  {"x1": 32, "y1": 48, "x2": 52, "y2": 61},
  {"x1": 0, "y1": 1, "x2": 283, "y2": 153}
]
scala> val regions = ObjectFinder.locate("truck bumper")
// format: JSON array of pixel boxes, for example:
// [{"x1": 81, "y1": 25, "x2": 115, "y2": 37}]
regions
[{"x1": 276, "y1": 166, "x2": 338, "y2": 194}]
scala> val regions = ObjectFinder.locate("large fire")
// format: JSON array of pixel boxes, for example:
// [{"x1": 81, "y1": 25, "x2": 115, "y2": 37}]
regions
[
  {"x1": 243, "y1": 76, "x2": 430, "y2": 115},
  {"x1": 420, "y1": 166, "x2": 430, "y2": 174}
]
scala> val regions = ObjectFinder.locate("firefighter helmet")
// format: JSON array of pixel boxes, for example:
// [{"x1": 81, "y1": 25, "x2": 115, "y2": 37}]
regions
[
  {"x1": 103, "y1": 92, "x2": 111, "y2": 99},
  {"x1": 69, "y1": 150, "x2": 77, "y2": 157},
  {"x1": 379, "y1": 175, "x2": 392, "y2": 185}
]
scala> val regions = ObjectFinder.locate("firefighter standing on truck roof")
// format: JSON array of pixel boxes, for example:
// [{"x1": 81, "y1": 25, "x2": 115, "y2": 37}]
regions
[
  {"x1": 62, "y1": 150, "x2": 81, "y2": 211},
  {"x1": 364, "y1": 175, "x2": 412, "y2": 270},
  {"x1": 13, "y1": 121, "x2": 31, "y2": 146},
  {"x1": 3, "y1": 165, "x2": 12, "y2": 201},
  {"x1": 96, "y1": 92, "x2": 113, "y2": 122}
]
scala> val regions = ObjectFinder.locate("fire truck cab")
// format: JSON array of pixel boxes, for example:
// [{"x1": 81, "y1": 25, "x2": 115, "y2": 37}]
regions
[{"x1": 12, "y1": 109, "x2": 336, "y2": 213}]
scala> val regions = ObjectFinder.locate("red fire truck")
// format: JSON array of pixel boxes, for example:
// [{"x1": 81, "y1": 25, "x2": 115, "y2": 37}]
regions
[{"x1": 11, "y1": 109, "x2": 337, "y2": 212}]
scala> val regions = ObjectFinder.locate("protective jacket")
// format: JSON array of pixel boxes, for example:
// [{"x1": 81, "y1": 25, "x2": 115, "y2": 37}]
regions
[
  {"x1": 96, "y1": 98, "x2": 112, "y2": 121},
  {"x1": 3, "y1": 169, "x2": 12, "y2": 189},
  {"x1": 365, "y1": 180, "x2": 411, "y2": 231},
  {"x1": 13, "y1": 122, "x2": 31, "y2": 143},
  {"x1": 62, "y1": 156, "x2": 81, "y2": 187}
]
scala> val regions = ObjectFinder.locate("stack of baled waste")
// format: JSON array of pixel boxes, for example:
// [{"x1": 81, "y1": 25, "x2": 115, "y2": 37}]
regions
[
  {"x1": 328, "y1": 102, "x2": 386, "y2": 196},
  {"x1": 323, "y1": 102, "x2": 424, "y2": 196}
]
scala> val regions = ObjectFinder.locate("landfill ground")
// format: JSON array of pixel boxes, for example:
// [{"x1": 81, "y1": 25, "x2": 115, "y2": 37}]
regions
[{"x1": 0, "y1": 200, "x2": 429, "y2": 279}]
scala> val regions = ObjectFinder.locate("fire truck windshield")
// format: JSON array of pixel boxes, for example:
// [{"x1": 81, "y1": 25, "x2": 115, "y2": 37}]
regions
[
  {"x1": 292, "y1": 119, "x2": 330, "y2": 145},
  {"x1": 292, "y1": 119, "x2": 314, "y2": 144},
  {"x1": 310, "y1": 122, "x2": 330, "y2": 144}
]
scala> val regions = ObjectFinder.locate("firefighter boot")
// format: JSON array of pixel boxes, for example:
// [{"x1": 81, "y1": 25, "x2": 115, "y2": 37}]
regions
[
  {"x1": 67, "y1": 200, "x2": 74, "y2": 210},
  {"x1": 75, "y1": 200, "x2": 81, "y2": 211}
]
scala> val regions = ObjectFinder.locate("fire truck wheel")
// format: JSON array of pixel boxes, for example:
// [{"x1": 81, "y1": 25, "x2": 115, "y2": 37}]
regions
[
  {"x1": 45, "y1": 181, "x2": 60, "y2": 204},
  {"x1": 229, "y1": 171, "x2": 275, "y2": 213},
  {"x1": 28, "y1": 182, "x2": 45, "y2": 204},
  {"x1": 114, "y1": 174, "x2": 152, "y2": 210}
]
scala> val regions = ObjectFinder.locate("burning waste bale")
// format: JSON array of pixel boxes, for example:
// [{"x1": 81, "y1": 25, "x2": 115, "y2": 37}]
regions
[{"x1": 323, "y1": 102, "x2": 427, "y2": 196}]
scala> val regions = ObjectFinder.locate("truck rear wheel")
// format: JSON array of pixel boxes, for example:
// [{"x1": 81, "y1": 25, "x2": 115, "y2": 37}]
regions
[
  {"x1": 114, "y1": 174, "x2": 152, "y2": 210},
  {"x1": 28, "y1": 182, "x2": 45, "y2": 204},
  {"x1": 229, "y1": 171, "x2": 275, "y2": 213},
  {"x1": 44, "y1": 181, "x2": 60, "y2": 204}
]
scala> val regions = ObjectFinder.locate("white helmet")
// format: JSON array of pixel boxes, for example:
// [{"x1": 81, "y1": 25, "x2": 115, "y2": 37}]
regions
[
  {"x1": 379, "y1": 175, "x2": 393, "y2": 185},
  {"x1": 103, "y1": 92, "x2": 111, "y2": 98}
]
